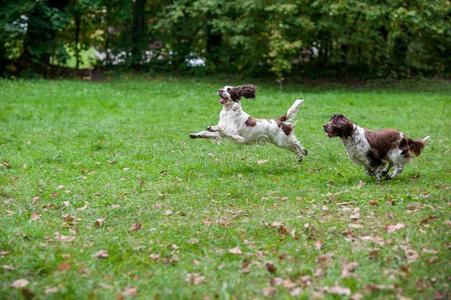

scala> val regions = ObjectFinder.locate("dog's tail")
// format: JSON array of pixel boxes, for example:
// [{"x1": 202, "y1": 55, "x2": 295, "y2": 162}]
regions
[
  {"x1": 285, "y1": 99, "x2": 304, "y2": 124},
  {"x1": 407, "y1": 136, "x2": 430, "y2": 156}
]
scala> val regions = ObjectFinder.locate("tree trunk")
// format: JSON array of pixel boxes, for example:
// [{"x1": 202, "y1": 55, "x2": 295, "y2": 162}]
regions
[
  {"x1": 131, "y1": 0, "x2": 146, "y2": 67},
  {"x1": 75, "y1": 13, "x2": 81, "y2": 69}
]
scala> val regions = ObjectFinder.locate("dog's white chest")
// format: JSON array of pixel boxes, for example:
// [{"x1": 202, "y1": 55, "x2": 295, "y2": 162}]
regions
[
  {"x1": 343, "y1": 128, "x2": 370, "y2": 166},
  {"x1": 218, "y1": 109, "x2": 247, "y2": 133}
]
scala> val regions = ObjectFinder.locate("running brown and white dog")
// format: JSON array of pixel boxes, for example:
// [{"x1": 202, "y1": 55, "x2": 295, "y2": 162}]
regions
[
  {"x1": 189, "y1": 85, "x2": 307, "y2": 162},
  {"x1": 323, "y1": 114, "x2": 429, "y2": 180}
]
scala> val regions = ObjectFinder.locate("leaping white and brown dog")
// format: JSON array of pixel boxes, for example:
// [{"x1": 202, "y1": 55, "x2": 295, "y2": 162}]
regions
[
  {"x1": 323, "y1": 114, "x2": 429, "y2": 180},
  {"x1": 189, "y1": 85, "x2": 308, "y2": 162}
]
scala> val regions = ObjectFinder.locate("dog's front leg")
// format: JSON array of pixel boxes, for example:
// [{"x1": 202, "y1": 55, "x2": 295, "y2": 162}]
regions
[
  {"x1": 189, "y1": 131, "x2": 221, "y2": 141},
  {"x1": 207, "y1": 125, "x2": 220, "y2": 132}
]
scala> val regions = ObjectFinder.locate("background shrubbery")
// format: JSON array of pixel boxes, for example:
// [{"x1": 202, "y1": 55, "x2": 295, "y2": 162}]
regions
[{"x1": 1, "y1": 0, "x2": 450, "y2": 79}]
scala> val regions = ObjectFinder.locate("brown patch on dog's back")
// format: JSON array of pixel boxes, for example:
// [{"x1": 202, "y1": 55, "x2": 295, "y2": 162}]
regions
[
  {"x1": 365, "y1": 129, "x2": 401, "y2": 158},
  {"x1": 245, "y1": 116, "x2": 257, "y2": 127}
]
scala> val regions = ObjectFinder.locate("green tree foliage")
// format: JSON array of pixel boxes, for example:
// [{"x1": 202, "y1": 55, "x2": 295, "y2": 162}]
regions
[{"x1": 0, "y1": 0, "x2": 449, "y2": 78}]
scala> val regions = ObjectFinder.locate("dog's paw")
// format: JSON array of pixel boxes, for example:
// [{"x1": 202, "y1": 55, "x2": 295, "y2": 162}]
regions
[
  {"x1": 207, "y1": 126, "x2": 216, "y2": 132},
  {"x1": 302, "y1": 148, "x2": 308, "y2": 155},
  {"x1": 189, "y1": 133, "x2": 198, "y2": 139}
]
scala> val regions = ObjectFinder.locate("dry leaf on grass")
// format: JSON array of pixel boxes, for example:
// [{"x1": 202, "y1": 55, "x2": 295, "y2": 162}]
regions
[
  {"x1": 2, "y1": 265, "x2": 15, "y2": 271},
  {"x1": 95, "y1": 218, "x2": 105, "y2": 227},
  {"x1": 241, "y1": 260, "x2": 252, "y2": 274},
  {"x1": 57, "y1": 262, "x2": 71, "y2": 271},
  {"x1": 149, "y1": 253, "x2": 160, "y2": 261},
  {"x1": 45, "y1": 287, "x2": 59, "y2": 294},
  {"x1": 265, "y1": 262, "x2": 277, "y2": 273},
  {"x1": 290, "y1": 287, "x2": 302, "y2": 296},
  {"x1": 350, "y1": 212, "x2": 360, "y2": 221},
  {"x1": 405, "y1": 249, "x2": 419, "y2": 262},
  {"x1": 185, "y1": 273, "x2": 205, "y2": 285},
  {"x1": 341, "y1": 261, "x2": 359, "y2": 277},
  {"x1": 360, "y1": 235, "x2": 385, "y2": 246},
  {"x1": 326, "y1": 285, "x2": 351, "y2": 296},
  {"x1": 11, "y1": 279, "x2": 29, "y2": 289},
  {"x1": 55, "y1": 232, "x2": 75, "y2": 242},
  {"x1": 30, "y1": 212, "x2": 41, "y2": 221},
  {"x1": 76, "y1": 203, "x2": 89, "y2": 211},
  {"x1": 121, "y1": 286, "x2": 138, "y2": 297},
  {"x1": 262, "y1": 287, "x2": 276, "y2": 297},
  {"x1": 365, "y1": 284, "x2": 395, "y2": 292},
  {"x1": 94, "y1": 250, "x2": 109, "y2": 259},
  {"x1": 386, "y1": 223, "x2": 405, "y2": 233},
  {"x1": 129, "y1": 223, "x2": 142, "y2": 232},
  {"x1": 228, "y1": 247, "x2": 242, "y2": 255},
  {"x1": 163, "y1": 210, "x2": 173, "y2": 216}
]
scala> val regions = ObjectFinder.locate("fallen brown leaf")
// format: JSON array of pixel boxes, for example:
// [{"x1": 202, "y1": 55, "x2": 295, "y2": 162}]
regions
[
  {"x1": 270, "y1": 277, "x2": 283, "y2": 286},
  {"x1": 57, "y1": 262, "x2": 71, "y2": 271},
  {"x1": 95, "y1": 218, "x2": 105, "y2": 227},
  {"x1": 76, "y1": 203, "x2": 89, "y2": 211},
  {"x1": 405, "y1": 249, "x2": 419, "y2": 262},
  {"x1": 241, "y1": 260, "x2": 251, "y2": 274},
  {"x1": 149, "y1": 253, "x2": 160, "y2": 261},
  {"x1": 290, "y1": 287, "x2": 302, "y2": 296},
  {"x1": 262, "y1": 287, "x2": 276, "y2": 297},
  {"x1": 369, "y1": 199, "x2": 378, "y2": 206},
  {"x1": 326, "y1": 285, "x2": 351, "y2": 296},
  {"x1": 228, "y1": 247, "x2": 242, "y2": 255},
  {"x1": 55, "y1": 232, "x2": 75, "y2": 242},
  {"x1": 386, "y1": 223, "x2": 405, "y2": 233},
  {"x1": 2, "y1": 264, "x2": 15, "y2": 271},
  {"x1": 360, "y1": 235, "x2": 385, "y2": 246},
  {"x1": 365, "y1": 284, "x2": 395, "y2": 292},
  {"x1": 11, "y1": 279, "x2": 29, "y2": 289},
  {"x1": 350, "y1": 212, "x2": 360, "y2": 221},
  {"x1": 341, "y1": 261, "x2": 359, "y2": 277},
  {"x1": 121, "y1": 286, "x2": 138, "y2": 297},
  {"x1": 185, "y1": 273, "x2": 205, "y2": 285},
  {"x1": 282, "y1": 278, "x2": 296, "y2": 289},
  {"x1": 265, "y1": 262, "x2": 277, "y2": 273},
  {"x1": 44, "y1": 287, "x2": 59, "y2": 295},
  {"x1": 129, "y1": 223, "x2": 142, "y2": 232},
  {"x1": 30, "y1": 212, "x2": 41, "y2": 221},
  {"x1": 94, "y1": 250, "x2": 109, "y2": 259}
]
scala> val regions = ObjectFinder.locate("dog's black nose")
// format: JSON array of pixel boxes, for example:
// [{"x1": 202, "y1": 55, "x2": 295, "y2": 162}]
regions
[{"x1": 323, "y1": 124, "x2": 327, "y2": 130}]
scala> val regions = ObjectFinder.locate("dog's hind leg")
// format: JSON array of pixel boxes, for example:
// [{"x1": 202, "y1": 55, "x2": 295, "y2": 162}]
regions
[
  {"x1": 222, "y1": 133, "x2": 247, "y2": 144},
  {"x1": 291, "y1": 140, "x2": 307, "y2": 162}
]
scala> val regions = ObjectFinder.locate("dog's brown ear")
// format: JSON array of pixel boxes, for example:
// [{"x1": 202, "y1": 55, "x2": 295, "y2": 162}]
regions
[
  {"x1": 228, "y1": 85, "x2": 256, "y2": 101},
  {"x1": 236, "y1": 85, "x2": 256, "y2": 99}
]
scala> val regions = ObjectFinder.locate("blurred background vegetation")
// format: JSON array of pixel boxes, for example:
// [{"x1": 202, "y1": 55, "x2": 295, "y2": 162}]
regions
[{"x1": 0, "y1": 0, "x2": 450, "y2": 80}]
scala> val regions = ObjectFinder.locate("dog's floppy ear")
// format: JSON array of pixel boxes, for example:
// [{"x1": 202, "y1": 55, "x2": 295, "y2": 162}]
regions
[
  {"x1": 228, "y1": 85, "x2": 256, "y2": 101},
  {"x1": 236, "y1": 85, "x2": 256, "y2": 99}
]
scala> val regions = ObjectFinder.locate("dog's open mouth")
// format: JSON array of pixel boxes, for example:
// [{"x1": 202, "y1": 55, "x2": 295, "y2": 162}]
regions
[{"x1": 219, "y1": 97, "x2": 227, "y2": 104}]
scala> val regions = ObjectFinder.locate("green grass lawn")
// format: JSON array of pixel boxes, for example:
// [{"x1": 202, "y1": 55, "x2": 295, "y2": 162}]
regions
[{"x1": 0, "y1": 76, "x2": 450, "y2": 299}]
